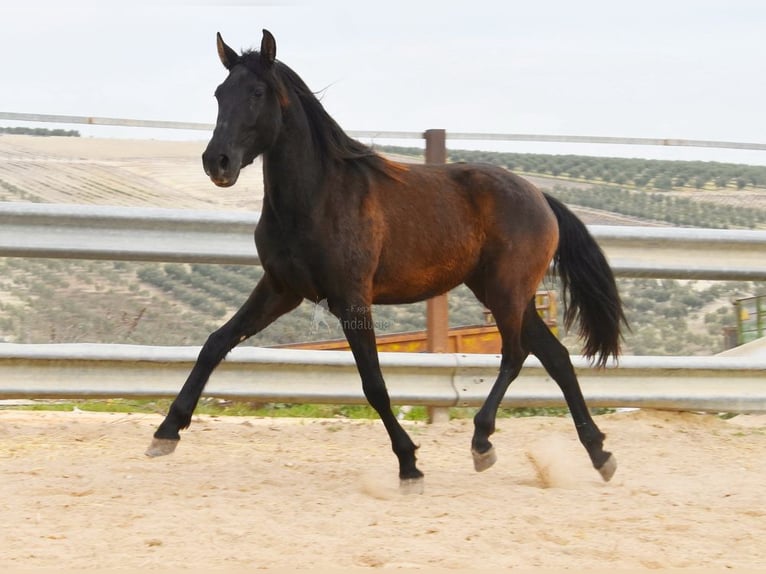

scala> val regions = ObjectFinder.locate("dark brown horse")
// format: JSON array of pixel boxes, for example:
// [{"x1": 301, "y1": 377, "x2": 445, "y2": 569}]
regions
[{"x1": 147, "y1": 30, "x2": 627, "y2": 490}]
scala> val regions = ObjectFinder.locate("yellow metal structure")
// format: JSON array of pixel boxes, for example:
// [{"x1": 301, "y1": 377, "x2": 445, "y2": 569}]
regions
[{"x1": 274, "y1": 291, "x2": 557, "y2": 354}]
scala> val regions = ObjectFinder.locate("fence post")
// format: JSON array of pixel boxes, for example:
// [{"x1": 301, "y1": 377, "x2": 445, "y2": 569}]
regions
[{"x1": 423, "y1": 129, "x2": 450, "y2": 424}]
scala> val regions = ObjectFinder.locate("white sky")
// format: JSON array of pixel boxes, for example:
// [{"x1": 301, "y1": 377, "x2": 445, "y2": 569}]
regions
[{"x1": 1, "y1": 0, "x2": 765, "y2": 164}]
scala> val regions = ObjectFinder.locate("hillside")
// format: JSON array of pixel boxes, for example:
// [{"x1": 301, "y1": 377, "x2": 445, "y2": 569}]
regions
[
  {"x1": 0, "y1": 134, "x2": 263, "y2": 211},
  {"x1": 384, "y1": 146, "x2": 766, "y2": 208},
  {"x1": 0, "y1": 134, "x2": 763, "y2": 355}
]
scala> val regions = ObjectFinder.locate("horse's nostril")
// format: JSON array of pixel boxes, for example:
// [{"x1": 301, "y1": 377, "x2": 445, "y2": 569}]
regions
[{"x1": 218, "y1": 154, "x2": 229, "y2": 171}]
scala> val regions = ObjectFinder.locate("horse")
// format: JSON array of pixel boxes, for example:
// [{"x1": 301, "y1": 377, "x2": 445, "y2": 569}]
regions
[{"x1": 146, "y1": 29, "x2": 627, "y2": 491}]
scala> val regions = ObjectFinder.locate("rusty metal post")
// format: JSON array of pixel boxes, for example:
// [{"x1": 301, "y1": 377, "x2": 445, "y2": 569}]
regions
[
  {"x1": 424, "y1": 129, "x2": 450, "y2": 424},
  {"x1": 423, "y1": 129, "x2": 449, "y2": 354},
  {"x1": 424, "y1": 128, "x2": 447, "y2": 165}
]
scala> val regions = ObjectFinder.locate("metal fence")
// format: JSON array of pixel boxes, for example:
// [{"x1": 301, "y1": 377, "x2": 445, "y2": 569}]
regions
[
  {"x1": 1, "y1": 114, "x2": 765, "y2": 411},
  {"x1": 1, "y1": 202, "x2": 765, "y2": 411}
]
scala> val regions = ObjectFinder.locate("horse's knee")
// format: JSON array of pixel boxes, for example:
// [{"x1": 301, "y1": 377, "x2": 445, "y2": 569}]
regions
[{"x1": 197, "y1": 328, "x2": 234, "y2": 367}]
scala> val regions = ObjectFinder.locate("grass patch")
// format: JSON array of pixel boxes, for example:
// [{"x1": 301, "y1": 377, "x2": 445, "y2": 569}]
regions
[
  {"x1": 0, "y1": 399, "x2": 612, "y2": 420},
  {"x1": 0, "y1": 399, "x2": 171, "y2": 414},
  {"x1": 717, "y1": 412, "x2": 739, "y2": 420}
]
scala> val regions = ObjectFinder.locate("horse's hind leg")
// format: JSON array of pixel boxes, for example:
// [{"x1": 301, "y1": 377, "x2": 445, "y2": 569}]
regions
[{"x1": 521, "y1": 304, "x2": 617, "y2": 481}]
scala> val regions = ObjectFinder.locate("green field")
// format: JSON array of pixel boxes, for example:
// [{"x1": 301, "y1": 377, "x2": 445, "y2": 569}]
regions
[{"x1": 0, "y1": 255, "x2": 759, "y2": 357}]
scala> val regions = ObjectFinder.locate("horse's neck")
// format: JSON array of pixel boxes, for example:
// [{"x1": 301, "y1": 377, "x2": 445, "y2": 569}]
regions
[{"x1": 261, "y1": 109, "x2": 324, "y2": 223}]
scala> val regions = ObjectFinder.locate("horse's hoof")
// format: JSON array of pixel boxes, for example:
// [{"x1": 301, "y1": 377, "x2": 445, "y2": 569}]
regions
[
  {"x1": 145, "y1": 437, "x2": 180, "y2": 458},
  {"x1": 472, "y1": 446, "x2": 497, "y2": 472},
  {"x1": 399, "y1": 477, "x2": 425, "y2": 495},
  {"x1": 597, "y1": 453, "x2": 617, "y2": 482}
]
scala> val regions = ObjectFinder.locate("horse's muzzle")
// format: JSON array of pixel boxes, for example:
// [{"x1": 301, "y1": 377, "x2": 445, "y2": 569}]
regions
[{"x1": 202, "y1": 147, "x2": 241, "y2": 187}]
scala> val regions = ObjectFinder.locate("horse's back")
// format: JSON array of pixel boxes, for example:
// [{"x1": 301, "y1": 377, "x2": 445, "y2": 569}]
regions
[{"x1": 380, "y1": 161, "x2": 558, "y2": 252}]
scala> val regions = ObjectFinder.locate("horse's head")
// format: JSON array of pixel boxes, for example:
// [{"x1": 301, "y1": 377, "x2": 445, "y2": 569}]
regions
[{"x1": 202, "y1": 30, "x2": 284, "y2": 187}]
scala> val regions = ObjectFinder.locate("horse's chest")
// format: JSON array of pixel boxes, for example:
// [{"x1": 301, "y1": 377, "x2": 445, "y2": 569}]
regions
[{"x1": 256, "y1": 230, "x2": 322, "y2": 299}]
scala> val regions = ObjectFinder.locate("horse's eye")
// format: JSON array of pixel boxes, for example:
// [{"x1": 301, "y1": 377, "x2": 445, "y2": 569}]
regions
[{"x1": 252, "y1": 88, "x2": 264, "y2": 99}]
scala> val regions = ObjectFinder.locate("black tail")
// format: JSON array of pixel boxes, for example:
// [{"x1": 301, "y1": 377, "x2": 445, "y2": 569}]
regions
[{"x1": 544, "y1": 193, "x2": 627, "y2": 366}]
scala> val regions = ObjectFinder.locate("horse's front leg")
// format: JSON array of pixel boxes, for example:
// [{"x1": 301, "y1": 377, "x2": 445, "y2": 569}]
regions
[
  {"x1": 146, "y1": 274, "x2": 301, "y2": 457},
  {"x1": 333, "y1": 300, "x2": 424, "y2": 492}
]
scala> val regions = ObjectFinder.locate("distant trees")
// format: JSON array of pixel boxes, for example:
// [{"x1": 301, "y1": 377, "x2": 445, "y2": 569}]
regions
[
  {"x1": 547, "y1": 185, "x2": 765, "y2": 229},
  {"x1": 378, "y1": 145, "x2": 766, "y2": 193},
  {"x1": 1, "y1": 256, "x2": 761, "y2": 357},
  {"x1": 0, "y1": 126, "x2": 80, "y2": 137}
]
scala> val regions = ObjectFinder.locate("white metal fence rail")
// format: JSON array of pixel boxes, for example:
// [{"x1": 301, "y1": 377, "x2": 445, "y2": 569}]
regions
[
  {"x1": 3, "y1": 111, "x2": 766, "y2": 151},
  {"x1": 1, "y1": 343, "x2": 764, "y2": 413},
  {"x1": 2, "y1": 202, "x2": 766, "y2": 280},
  {"x1": 0, "y1": 202, "x2": 259, "y2": 265}
]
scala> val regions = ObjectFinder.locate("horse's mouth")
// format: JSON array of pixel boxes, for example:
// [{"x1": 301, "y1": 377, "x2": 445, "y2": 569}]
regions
[{"x1": 209, "y1": 173, "x2": 239, "y2": 188}]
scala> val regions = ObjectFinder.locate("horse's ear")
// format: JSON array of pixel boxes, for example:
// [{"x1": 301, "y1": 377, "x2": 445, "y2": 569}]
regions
[
  {"x1": 216, "y1": 32, "x2": 239, "y2": 70},
  {"x1": 260, "y1": 29, "x2": 276, "y2": 67}
]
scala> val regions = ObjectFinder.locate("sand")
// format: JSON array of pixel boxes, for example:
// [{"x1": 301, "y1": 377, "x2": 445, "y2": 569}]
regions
[{"x1": 1, "y1": 408, "x2": 765, "y2": 570}]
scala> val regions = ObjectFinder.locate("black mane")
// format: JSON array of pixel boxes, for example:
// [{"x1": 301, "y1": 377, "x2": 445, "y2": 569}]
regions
[{"x1": 240, "y1": 50, "x2": 397, "y2": 177}]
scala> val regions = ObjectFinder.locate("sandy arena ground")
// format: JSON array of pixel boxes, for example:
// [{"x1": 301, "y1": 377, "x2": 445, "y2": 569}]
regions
[{"x1": 1, "y1": 408, "x2": 765, "y2": 570}]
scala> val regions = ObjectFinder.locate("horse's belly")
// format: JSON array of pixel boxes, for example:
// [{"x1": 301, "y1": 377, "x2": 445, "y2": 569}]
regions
[{"x1": 372, "y1": 248, "x2": 477, "y2": 304}]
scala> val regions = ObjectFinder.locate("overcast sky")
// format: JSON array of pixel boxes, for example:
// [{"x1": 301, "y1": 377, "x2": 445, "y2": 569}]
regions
[{"x1": 1, "y1": 0, "x2": 764, "y2": 164}]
